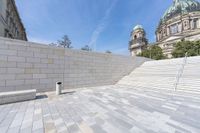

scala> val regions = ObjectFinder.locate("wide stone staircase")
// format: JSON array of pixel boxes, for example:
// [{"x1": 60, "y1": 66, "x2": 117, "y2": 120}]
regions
[{"x1": 117, "y1": 56, "x2": 200, "y2": 94}]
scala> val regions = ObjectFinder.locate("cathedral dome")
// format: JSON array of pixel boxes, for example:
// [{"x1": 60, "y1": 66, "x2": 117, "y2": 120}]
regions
[
  {"x1": 162, "y1": 0, "x2": 200, "y2": 21},
  {"x1": 133, "y1": 25, "x2": 143, "y2": 31}
]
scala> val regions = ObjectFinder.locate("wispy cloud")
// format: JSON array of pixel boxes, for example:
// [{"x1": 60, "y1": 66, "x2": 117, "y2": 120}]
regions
[{"x1": 88, "y1": 0, "x2": 118, "y2": 51}]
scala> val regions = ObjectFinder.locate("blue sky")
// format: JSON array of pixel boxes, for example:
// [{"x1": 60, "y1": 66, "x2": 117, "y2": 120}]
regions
[{"x1": 15, "y1": 0, "x2": 174, "y2": 55}]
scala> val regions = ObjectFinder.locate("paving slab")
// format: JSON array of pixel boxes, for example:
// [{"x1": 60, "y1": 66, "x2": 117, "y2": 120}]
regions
[{"x1": 0, "y1": 85, "x2": 200, "y2": 133}]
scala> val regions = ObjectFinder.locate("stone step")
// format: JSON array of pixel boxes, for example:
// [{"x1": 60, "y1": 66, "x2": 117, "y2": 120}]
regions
[
  {"x1": 177, "y1": 89, "x2": 200, "y2": 94},
  {"x1": 117, "y1": 56, "x2": 200, "y2": 94}
]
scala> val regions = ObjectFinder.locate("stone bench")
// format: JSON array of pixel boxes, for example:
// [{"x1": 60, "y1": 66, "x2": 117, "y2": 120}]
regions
[{"x1": 0, "y1": 89, "x2": 36, "y2": 105}]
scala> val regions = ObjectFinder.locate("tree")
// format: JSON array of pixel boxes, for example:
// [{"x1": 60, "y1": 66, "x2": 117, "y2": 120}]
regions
[
  {"x1": 138, "y1": 45, "x2": 166, "y2": 60},
  {"x1": 194, "y1": 40, "x2": 200, "y2": 55},
  {"x1": 58, "y1": 35, "x2": 72, "y2": 48},
  {"x1": 172, "y1": 40, "x2": 200, "y2": 58},
  {"x1": 105, "y1": 50, "x2": 112, "y2": 54},
  {"x1": 150, "y1": 45, "x2": 166, "y2": 60},
  {"x1": 81, "y1": 45, "x2": 92, "y2": 51},
  {"x1": 138, "y1": 49, "x2": 150, "y2": 58}
]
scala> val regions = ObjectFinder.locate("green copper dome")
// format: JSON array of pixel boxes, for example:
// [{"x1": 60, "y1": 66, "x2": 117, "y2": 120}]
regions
[{"x1": 162, "y1": 0, "x2": 200, "y2": 21}]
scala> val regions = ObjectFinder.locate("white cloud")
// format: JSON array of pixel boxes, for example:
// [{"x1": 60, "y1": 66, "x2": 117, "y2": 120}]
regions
[{"x1": 88, "y1": 0, "x2": 118, "y2": 51}]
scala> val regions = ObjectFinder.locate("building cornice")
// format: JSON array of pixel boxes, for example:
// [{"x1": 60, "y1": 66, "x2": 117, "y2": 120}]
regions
[
  {"x1": 157, "y1": 11, "x2": 200, "y2": 31},
  {"x1": 0, "y1": 14, "x2": 6, "y2": 26},
  {"x1": 10, "y1": 0, "x2": 27, "y2": 41},
  {"x1": 156, "y1": 30, "x2": 200, "y2": 45}
]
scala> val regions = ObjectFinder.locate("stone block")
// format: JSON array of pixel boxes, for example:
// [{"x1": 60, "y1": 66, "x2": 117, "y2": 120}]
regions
[
  {"x1": 14, "y1": 85, "x2": 32, "y2": 91},
  {"x1": 0, "y1": 49, "x2": 17, "y2": 56},
  {"x1": 0, "y1": 89, "x2": 36, "y2": 105},
  {"x1": 54, "y1": 69, "x2": 64, "y2": 74},
  {"x1": 39, "y1": 79, "x2": 52, "y2": 84},
  {"x1": 33, "y1": 53, "x2": 47, "y2": 58},
  {"x1": 0, "y1": 61, "x2": 17, "y2": 67},
  {"x1": 0, "y1": 80, "x2": 6, "y2": 86},
  {"x1": 31, "y1": 84, "x2": 46, "y2": 91},
  {"x1": 15, "y1": 74, "x2": 33, "y2": 80},
  {"x1": 39, "y1": 69, "x2": 54, "y2": 74},
  {"x1": 47, "y1": 74, "x2": 61, "y2": 78},
  {"x1": 26, "y1": 57, "x2": 40, "y2": 63},
  {"x1": 48, "y1": 58, "x2": 54, "y2": 64},
  {"x1": 0, "y1": 55, "x2": 7, "y2": 61},
  {"x1": 25, "y1": 79, "x2": 40, "y2": 85},
  {"x1": 6, "y1": 80, "x2": 24, "y2": 86},
  {"x1": 40, "y1": 48, "x2": 53, "y2": 54},
  {"x1": 25, "y1": 68, "x2": 40, "y2": 74},
  {"x1": 26, "y1": 47, "x2": 40, "y2": 53},
  {"x1": 0, "y1": 68, "x2": 7, "y2": 74},
  {"x1": 54, "y1": 59, "x2": 64, "y2": 65},
  {"x1": 8, "y1": 56, "x2": 26, "y2": 62},
  {"x1": 17, "y1": 51, "x2": 34, "y2": 57},
  {"x1": 0, "y1": 74, "x2": 15, "y2": 80},
  {"x1": 33, "y1": 63, "x2": 47, "y2": 68},
  {"x1": 40, "y1": 58, "x2": 54, "y2": 64},
  {"x1": 7, "y1": 43, "x2": 27, "y2": 51},
  {"x1": 7, "y1": 68, "x2": 25, "y2": 74},
  {"x1": 17, "y1": 62, "x2": 33, "y2": 68},
  {"x1": 0, "y1": 42, "x2": 8, "y2": 49},
  {"x1": 33, "y1": 74, "x2": 47, "y2": 79}
]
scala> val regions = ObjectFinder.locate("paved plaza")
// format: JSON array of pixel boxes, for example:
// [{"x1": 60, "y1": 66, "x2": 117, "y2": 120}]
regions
[{"x1": 0, "y1": 85, "x2": 200, "y2": 133}]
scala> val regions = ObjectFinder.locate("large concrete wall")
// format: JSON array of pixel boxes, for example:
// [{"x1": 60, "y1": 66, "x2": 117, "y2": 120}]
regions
[{"x1": 0, "y1": 37, "x2": 149, "y2": 92}]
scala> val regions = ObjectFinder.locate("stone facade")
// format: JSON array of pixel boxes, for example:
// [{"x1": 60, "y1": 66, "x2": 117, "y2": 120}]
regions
[
  {"x1": 156, "y1": 0, "x2": 200, "y2": 58},
  {"x1": 129, "y1": 25, "x2": 148, "y2": 56},
  {"x1": 0, "y1": 37, "x2": 149, "y2": 93},
  {"x1": 0, "y1": 0, "x2": 27, "y2": 41},
  {"x1": 156, "y1": 11, "x2": 200, "y2": 58},
  {"x1": 130, "y1": 0, "x2": 200, "y2": 58}
]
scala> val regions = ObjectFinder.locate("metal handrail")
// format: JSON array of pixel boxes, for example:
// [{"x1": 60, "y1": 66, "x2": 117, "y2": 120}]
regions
[{"x1": 174, "y1": 52, "x2": 188, "y2": 91}]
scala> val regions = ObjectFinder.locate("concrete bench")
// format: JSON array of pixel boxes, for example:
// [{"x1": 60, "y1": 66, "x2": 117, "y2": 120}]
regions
[{"x1": 0, "y1": 89, "x2": 36, "y2": 105}]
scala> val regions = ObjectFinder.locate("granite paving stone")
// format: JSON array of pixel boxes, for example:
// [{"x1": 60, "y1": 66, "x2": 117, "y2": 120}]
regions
[{"x1": 0, "y1": 85, "x2": 200, "y2": 133}]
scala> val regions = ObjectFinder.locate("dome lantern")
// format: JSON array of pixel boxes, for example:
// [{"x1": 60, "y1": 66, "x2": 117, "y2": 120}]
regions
[{"x1": 133, "y1": 25, "x2": 144, "y2": 31}]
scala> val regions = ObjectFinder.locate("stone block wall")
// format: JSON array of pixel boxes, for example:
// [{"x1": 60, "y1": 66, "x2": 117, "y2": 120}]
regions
[{"x1": 0, "y1": 37, "x2": 149, "y2": 92}]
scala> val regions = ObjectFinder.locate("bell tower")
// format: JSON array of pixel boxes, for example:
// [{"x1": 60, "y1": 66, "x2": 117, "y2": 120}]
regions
[{"x1": 129, "y1": 25, "x2": 148, "y2": 56}]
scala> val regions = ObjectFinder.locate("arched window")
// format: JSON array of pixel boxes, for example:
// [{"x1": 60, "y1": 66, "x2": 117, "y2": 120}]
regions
[
  {"x1": 134, "y1": 35, "x2": 137, "y2": 39},
  {"x1": 184, "y1": 21, "x2": 187, "y2": 27},
  {"x1": 193, "y1": 19, "x2": 198, "y2": 29},
  {"x1": 170, "y1": 24, "x2": 178, "y2": 34}
]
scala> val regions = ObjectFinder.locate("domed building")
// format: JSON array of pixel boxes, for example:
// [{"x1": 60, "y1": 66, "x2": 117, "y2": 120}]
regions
[
  {"x1": 156, "y1": 0, "x2": 200, "y2": 58},
  {"x1": 129, "y1": 0, "x2": 200, "y2": 58},
  {"x1": 129, "y1": 25, "x2": 148, "y2": 56}
]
